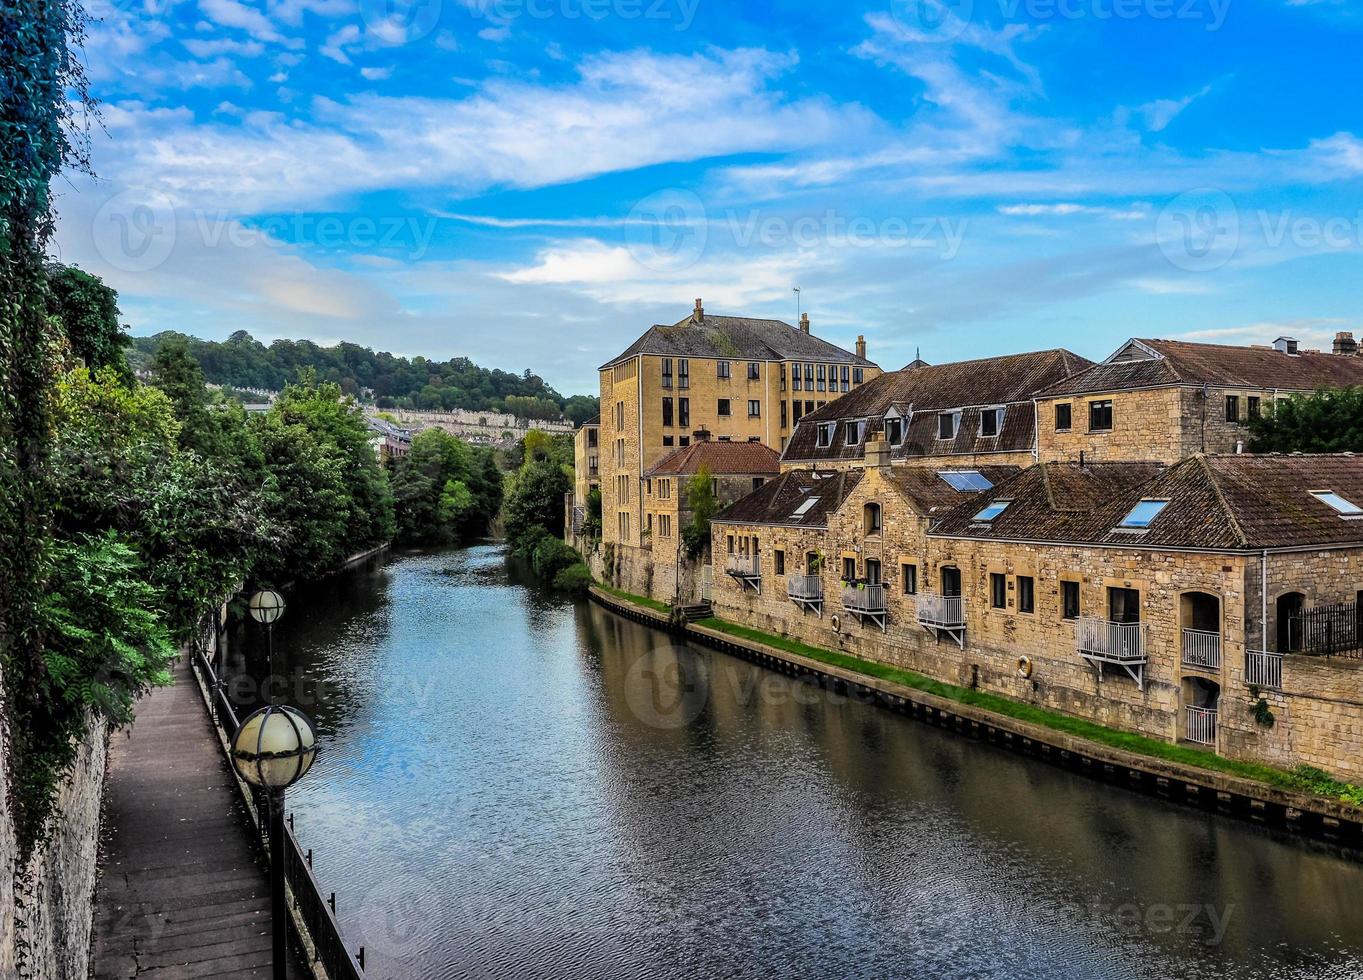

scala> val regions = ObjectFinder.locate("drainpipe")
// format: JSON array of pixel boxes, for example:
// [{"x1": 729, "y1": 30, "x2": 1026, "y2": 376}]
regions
[
  {"x1": 1031, "y1": 398, "x2": 1040, "y2": 463},
  {"x1": 1261, "y1": 549, "x2": 1269, "y2": 656}
]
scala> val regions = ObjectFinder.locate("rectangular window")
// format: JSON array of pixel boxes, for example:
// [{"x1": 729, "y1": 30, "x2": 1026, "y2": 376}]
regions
[
  {"x1": 679, "y1": 398, "x2": 690, "y2": 428},
  {"x1": 938, "y1": 412, "x2": 959, "y2": 440},
  {"x1": 727, "y1": 535, "x2": 734, "y2": 554},
  {"x1": 1226, "y1": 395, "x2": 1240, "y2": 423},
  {"x1": 752, "y1": 476, "x2": 765, "y2": 490},
  {"x1": 901, "y1": 563, "x2": 917, "y2": 595},
  {"x1": 781, "y1": 401, "x2": 788, "y2": 428},
  {"x1": 1109, "y1": 587, "x2": 1141, "y2": 624},
  {"x1": 845, "y1": 419, "x2": 864, "y2": 445},
  {"x1": 662, "y1": 436, "x2": 673, "y2": 447},
  {"x1": 804, "y1": 363, "x2": 814, "y2": 386},
  {"x1": 646, "y1": 479, "x2": 652, "y2": 496},
  {"x1": 853, "y1": 368, "x2": 864, "y2": 384},
  {"x1": 615, "y1": 400, "x2": 624, "y2": 429},
  {"x1": 662, "y1": 397, "x2": 673, "y2": 427},
  {"x1": 717, "y1": 398, "x2": 731, "y2": 417},
  {"x1": 843, "y1": 557, "x2": 857, "y2": 582},
  {"x1": 884, "y1": 416, "x2": 904, "y2": 445},
  {"x1": 748, "y1": 400, "x2": 761, "y2": 417},
  {"x1": 717, "y1": 360, "x2": 731, "y2": 379},
  {"x1": 990, "y1": 573, "x2": 1007, "y2": 609},
  {"x1": 793, "y1": 401, "x2": 804, "y2": 423},
  {"x1": 817, "y1": 364, "x2": 826, "y2": 391},
  {"x1": 646, "y1": 513, "x2": 652, "y2": 535},
  {"x1": 1062, "y1": 580, "x2": 1080, "y2": 620},
  {"x1": 678, "y1": 359, "x2": 689, "y2": 389},
  {"x1": 1089, "y1": 399, "x2": 1113, "y2": 431},
  {"x1": 841, "y1": 366, "x2": 850, "y2": 392},
  {"x1": 748, "y1": 362, "x2": 760, "y2": 380},
  {"x1": 774, "y1": 550, "x2": 785, "y2": 576},
  {"x1": 816, "y1": 422, "x2": 834, "y2": 448},
  {"x1": 1248, "y1": 396, "x2": 1261, "y2": 420},
  {"x1": 1055, "y1": 403, "x2": 1072, "y2": 431},
  {"x1": 679, "y1": 436, "x2": 690, "y2": 447},
  {"x1": 661, "y1": 358, "x2": 673, "y2": 389},
  {"x1": 793, "y1": 371, "x2": 802, "y2": 391},
  {"x1": 1017, "y1": 575, "x2": 1034, "y2": 614},
  {"x1": 865, "y1": 559, "x2": 881, "y2": 585},
  {"x1": 980, "y1": 407, "x2": 1003, "y2": 438}
]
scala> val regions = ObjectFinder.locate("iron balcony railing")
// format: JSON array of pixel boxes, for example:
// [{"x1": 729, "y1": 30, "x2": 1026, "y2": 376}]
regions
[
  {"x1": 725, "y1": 555, "x2": 761, "y2": 577},
  {"x1": 1181, "y1": 628, "x2": 1221, "y2": 670},
  {"x1": 917, "y1": 593, "x2": 965, "y2": 629},
  {"x1": 842, "y1": 584, "x2": 887, "y2": 613},
  {"x1": 1245, "y1": 651, "x2": 1284, "y2": 689},
  {"x1": 787, "y1": 574, "x2": 823, "y2": 600},
  {"x1": 1186, "y1": 705, "x2": 1217, "y2": 746},
  {"x1": 1292, "y1": 601, "x2": 1363, "y2": 658},
  {"x1": 1076, "y1": 617, "x2": 1146, "y2": 663}
]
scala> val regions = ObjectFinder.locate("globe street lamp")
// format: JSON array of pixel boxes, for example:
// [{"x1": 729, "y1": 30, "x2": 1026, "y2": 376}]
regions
[
  {"x1": 247, "y1": 589, "x2": 286, "y2": 698},
  {"x1": 231, "y1": 704, "x2": 318, "y2": 980}
]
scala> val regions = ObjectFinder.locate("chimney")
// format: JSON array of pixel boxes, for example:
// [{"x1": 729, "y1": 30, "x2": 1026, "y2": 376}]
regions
[
  {"x1": 856, "y1": 335, "x2": 867, "y2": 360},
  {"x1": 1273, "y1": 336, "x2": 1299, "y2": 355},
  {"x1": 692, "y1": 428, "x2": 711, "y2": 442},
  {"x1": 799, "y1": 312, "x2": 810, "y2": 334},
  {"x1": 692, "y1": 297, "x2": 704, "y2": 323},
  {"x1": 864, "y1": 436, "x2": 891, "y2": 472},
  {"x1": 1334, "y1": 331, "x2": 1357, "y2": 356}
]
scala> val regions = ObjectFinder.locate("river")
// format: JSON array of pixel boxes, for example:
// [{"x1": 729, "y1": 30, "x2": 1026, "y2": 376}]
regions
[{"x1": 231, "y1": 545, "x2": 1363, "y2": 980}]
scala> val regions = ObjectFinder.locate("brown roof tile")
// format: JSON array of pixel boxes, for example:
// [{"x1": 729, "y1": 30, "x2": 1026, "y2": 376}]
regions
[
  {"x1": 713, "y1": 469, "x2": 864, "y2": 528},
  {"x1": 645, "y1": 440, "x2": 781, "y2": 477},
  {"x1": 601, "y1": 312, "x2": 877, "y2": 370}
]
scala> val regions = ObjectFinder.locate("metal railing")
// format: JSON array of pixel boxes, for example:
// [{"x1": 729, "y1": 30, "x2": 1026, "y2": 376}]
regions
[
  {"x1": 1186, "y1": 706, "x2": 1218, "y2": 746},
  {"x1": 1292, "y1": 601, "x2": 1363, "y2": 658},
  {"x1": 916, "y1": 593, "x2": 965, "y2": 628},
  {"x1": 1076, "y1": 618, "x2": 1146, "y2": 663},
  {"x1": 191, "y1": 633, "x2": 366, "y2": 980},
  {"x1": 1181, "y1": 628, "x2": 1221, "y2": 670},
  {"x1": 725, "y1": 555, "x2": 761, "y2": 577},
  {"x1": 842, "y1": 584, "x2": 887, "y2": 613},
  {"x1": 1246, "y1": 650, "x2": 1284, "y2": 689},
  {"x1": 786, "y1": 574, "x2": 822, "y2": 599}
]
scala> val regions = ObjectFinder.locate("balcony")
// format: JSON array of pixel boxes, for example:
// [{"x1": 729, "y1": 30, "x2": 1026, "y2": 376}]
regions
[
  {"x1": 786, "y1": 574, "x2": 823, "y2": 616},
  {"x1": 1077, "y1": 617, "x2": 1147, "y2": 688},
  {"x1": 916, "y1": 593, "x2": 965, "y2": 648},
  {"x1": 724, "y1": 555, "x2": 762, "y2": 594},
  {"x1": 1245, "y1": 651, "x2": 1284, "y2": 689},
  {"x1": 1185, "y1": 705, "x2": 1217, "y2": 746},
  {"x1": 1181, "y1": 628, "x2": 1222, "y2": 671},
  {"x1": 841, "y1": 584, "x2": 888, "y2": 631}
]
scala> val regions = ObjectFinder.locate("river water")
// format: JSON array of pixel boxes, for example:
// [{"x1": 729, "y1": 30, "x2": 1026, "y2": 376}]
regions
[{"x1": 236, "y1": 545, "x2": 1363, "y2": 980}]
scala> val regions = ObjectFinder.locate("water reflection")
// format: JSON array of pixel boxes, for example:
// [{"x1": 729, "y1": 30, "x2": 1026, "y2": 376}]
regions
[{"x1": 246, "y1": 546, "x2": 1363, "y2": 980}]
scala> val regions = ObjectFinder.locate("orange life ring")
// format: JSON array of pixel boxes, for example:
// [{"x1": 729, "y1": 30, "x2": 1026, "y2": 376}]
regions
[{"x1": 1017, "y1": 656, "x2": 1034, "y2": 679}]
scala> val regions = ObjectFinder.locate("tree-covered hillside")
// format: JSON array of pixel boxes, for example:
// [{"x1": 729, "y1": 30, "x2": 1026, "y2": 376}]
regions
[{"x1": 129, "y1": 330, "x2": 599, "y2": 424}]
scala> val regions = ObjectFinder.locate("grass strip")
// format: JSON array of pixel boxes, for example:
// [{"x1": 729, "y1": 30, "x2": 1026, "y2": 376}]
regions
[{"x1": 593, "y1": 583, "x2": 673, "y2": 615}]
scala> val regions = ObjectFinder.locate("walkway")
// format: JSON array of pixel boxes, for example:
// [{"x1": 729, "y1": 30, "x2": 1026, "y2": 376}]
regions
[{"x1": 92, "y1": 655, "x2": 307, "y2": 979}]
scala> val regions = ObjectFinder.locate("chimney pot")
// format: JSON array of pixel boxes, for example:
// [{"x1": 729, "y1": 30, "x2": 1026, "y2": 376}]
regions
[
  {"x1": 864, "y1": 436, "x2": 891, "y2": 472},
  {"x1": 693, "y1": 298, "x2": 704, "y2": 322},
  {"x1": 799, "y1": 312, "x2": 810, "y2": 334},
  {"x1": 1334, "y1": 331, "x2": 1357, "y2": 356},
  {"x1": 856, "y1": 334, "x2": 867, "y2": 360}
]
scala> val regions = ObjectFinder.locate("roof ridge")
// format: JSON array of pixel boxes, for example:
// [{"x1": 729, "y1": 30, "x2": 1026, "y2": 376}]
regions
[{"x1": 1192, "y1": 453, "x2": 1249, "y2": 548}]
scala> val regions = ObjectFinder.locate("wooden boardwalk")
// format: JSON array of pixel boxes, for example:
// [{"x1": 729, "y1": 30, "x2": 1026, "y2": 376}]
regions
[{"x1": 92, "y1": 656, "x2": 307, "y2": 979}]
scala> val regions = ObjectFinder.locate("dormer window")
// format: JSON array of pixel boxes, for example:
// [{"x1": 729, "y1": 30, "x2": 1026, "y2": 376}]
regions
[
  {"x1": 980, "y1": 407, "x2": 1004, "y2": 438},
  {"x1": 938, "y1": 412, "x2": 961, "y2": 440},
  {"x1": 1312, "y1": 490, "x2": 1363, "y2": 517},
  {"x1": 974, "y1": 499, "x2": 1011, "y2": 522},
  {"x1": 845, "y1": 419, "x2": 866, "y2": 445},
  {"x1": 884, "y1": 415, "x2": 905, "y2": 446},
  {"x1": 1119, "y1": 499, "x2": 1169, "y2": 528},
  {"x1": 815, "y1": 422, "x2": 835, "y2": 449}
]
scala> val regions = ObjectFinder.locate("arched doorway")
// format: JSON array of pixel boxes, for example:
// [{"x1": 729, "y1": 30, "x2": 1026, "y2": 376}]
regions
[
  {"x1": 1277, "y1": 592, "x2": 1305, "y2": 653},
  {"x1": 1183, "y1": 677, "x2": 1220, "y2": 746},
  {"x1": 1180, "y1": 591, "x2": 1221, "y2": 669}
]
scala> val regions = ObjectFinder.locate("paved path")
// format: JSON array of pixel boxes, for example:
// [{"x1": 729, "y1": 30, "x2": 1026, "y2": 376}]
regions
[{"x1": 92, "y1": 656, "x2": 307, "y2": 979}]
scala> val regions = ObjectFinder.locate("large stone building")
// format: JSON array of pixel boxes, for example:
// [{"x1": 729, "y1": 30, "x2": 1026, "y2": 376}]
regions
[
  {"x1": 597, "y1": 299, "x2": 879, "y2": 593},
  {"x1": 567, "y1": 415, "x2": 600, "y2": 542},
  {"x1": 700, "y1": 332, "x2": 1363, "y2": 779}
]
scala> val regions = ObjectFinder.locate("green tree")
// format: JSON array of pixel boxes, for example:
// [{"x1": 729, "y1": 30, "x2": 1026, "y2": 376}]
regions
[
  {"x1": 46, "y1": 263, "x2": 132, "y2": 382},
  {"x1": 391, "y1": 428, "x2": 503, "y2": 544},
  {"x1": 563, "y1": 395, "x2": 600, "y2": 427},
  {"x1": 503, "y1": 458, "x2": 571, "y2": 546},
  {"x1": 681, "y1": 465, "x2": 718, "y2": 559},
  {"x1": 251, "y1": 412, "x2": 350, "y2": 582},
  {"x1": 1248, "y1": 388, "x2": 1363, "y2": 453}
]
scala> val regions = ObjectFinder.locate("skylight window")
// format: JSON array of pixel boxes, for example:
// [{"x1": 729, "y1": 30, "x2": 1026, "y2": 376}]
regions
[
  {"x1": 1119, "y1": 499, "x2": 1169, "y2": 528},
  {"x1": 973, "y1": 499, "x2": 1011, "y2": 522},
  {"x1": 791, "y1": 497, "x2": 820, "y2": 518},
  {"x1": 939, "y1": 470, "x2": 993, "y2": 492},
  {"x1": 1312, "y1": 491, "x2": 1363, "y2": 516}
]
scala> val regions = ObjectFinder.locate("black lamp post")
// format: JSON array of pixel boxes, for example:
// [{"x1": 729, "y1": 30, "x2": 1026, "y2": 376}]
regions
[
  {"x1": 234, "y1": 589, "x2": 316, "y2": 980},
  {"x1": 231, "y1": 703, "x2": 318, "y2": 980}
]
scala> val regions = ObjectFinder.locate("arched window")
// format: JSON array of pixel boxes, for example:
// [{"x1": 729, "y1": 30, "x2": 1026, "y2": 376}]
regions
[{"x1": 864, "y1": 502, "x2": 883, "y2": 535}]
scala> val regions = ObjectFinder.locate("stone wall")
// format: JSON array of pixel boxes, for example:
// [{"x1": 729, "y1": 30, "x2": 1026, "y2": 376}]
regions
[
  {"x1": 0, "y1": 699, "x2": 108, "y2": 980},
  {"x1": 1036, "y1": 387, "x2": 1186, "y2": 464}
]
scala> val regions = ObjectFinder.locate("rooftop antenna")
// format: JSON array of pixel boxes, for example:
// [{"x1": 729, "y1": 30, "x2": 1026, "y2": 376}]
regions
[{"x1": 793, "y1": 286, "x2": 801, "y2": 322}]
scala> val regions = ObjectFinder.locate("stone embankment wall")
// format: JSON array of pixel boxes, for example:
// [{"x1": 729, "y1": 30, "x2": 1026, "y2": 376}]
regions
[{"x1": 0, "y1": 693, "x2": 108, "y2": 980}]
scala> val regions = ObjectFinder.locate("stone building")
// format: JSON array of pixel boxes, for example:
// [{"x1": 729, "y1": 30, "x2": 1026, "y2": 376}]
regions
[
  {"x1": 566, "y1": 415, "x2": 600, "y2": 542},
  {"x1": 1034, "y1": 335, "x2": 1363, "y2": 464},
  {"x1": 781, "y1": 348, "x2": 1090, "y2": 471},
  {"x1": 597, "y1": 298, "x2": 879, "y2": 598}
]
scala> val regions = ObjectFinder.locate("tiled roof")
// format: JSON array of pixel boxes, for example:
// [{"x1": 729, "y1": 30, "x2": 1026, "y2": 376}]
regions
[
  {"x1": 713, "y1": 469, "x2": 864, "y2": 528},
  {"x1": 645, "y1": 440, "x2": 781, "y2": 477},
  {"x1": 929, "y1": 454, "x2": 1363, "y2": 550},
  {"x1": 885, "y1": 466, "x2": 1023, "y2": 515},
  {"x1": 600, "y1": 312, "x2": 876, "y2": 370},
  {"x1": 783, "y1": 348, "x2": 1090, "y2": 463},
  {"x1": 580, "y1": 415, "x2": 600, "y2": 427},
  {"x1": 1041, "y1": 338, "x2": 1363, "y2": 396}
]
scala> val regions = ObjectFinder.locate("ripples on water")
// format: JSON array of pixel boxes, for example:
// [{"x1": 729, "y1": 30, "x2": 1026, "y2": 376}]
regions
[{"x1": 232, "y1": 546, "x2": 1363, "y2": 980}]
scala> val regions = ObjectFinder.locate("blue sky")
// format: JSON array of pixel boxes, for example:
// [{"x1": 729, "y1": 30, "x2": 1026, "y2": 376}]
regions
[{"x1": 54, "y1": 0, "x2": 1363, "y2": 395}]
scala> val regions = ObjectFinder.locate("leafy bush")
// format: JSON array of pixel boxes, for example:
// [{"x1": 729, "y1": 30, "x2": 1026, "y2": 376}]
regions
[
  {"x1": 532, "y1": 535, "x2": 582, "y2": 582},
  {"x1": 552, "y1": 563, "x2": 593, "y2": 594}
]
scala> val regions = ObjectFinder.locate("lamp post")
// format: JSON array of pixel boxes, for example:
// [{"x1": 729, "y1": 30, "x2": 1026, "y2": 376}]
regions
[
  {"x1": 247, "y1": 589, "x2": 286, "y2": 684},
  {"x1": 230, "y1": 704, "x2": 318, "y2": 980}
]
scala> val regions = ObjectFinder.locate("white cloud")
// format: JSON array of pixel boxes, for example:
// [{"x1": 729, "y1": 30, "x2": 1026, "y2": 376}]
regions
[
  {"x1": 198, "y1": 0, "x2": 295, "y2": 45},
  {"x1": 360, "y1": 66, "x2": 393, "y2": 81},
  {"x1": 182, "y1": 35, "x2": 266, "y2": 57},
  {"x1": 1129, "y1": 84, "x2": 1214, "y2": 132},
  {"x1": 320, "y1": 23, "x2": 361, "y2": 64}
]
